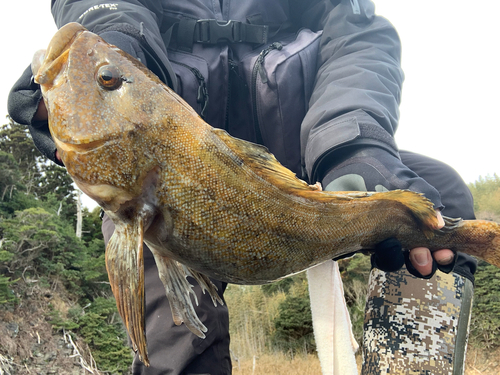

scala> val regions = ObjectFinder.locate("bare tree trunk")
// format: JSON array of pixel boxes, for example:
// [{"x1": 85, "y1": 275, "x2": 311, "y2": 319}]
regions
[{"x1": 76, "y1": 190, "x2": 82, "y2": 239}]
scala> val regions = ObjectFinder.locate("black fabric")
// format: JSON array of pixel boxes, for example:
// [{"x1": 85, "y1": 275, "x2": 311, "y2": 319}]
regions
[
  {"x1": 8, "y1": 65, "x2": 42, "y2": 126},
  {"x1": 399, "y1": 150, "x2": 475, "y2": 220},
  {"x1": 8, "y1": 65, "x2": 62, "y2": 165},
  {"x1": 28, "y1": 122, "x2": 63, "y2": 166},
  {"x1": 370, "y1": 238, "x2": 405, "y2": 273},
  {"x1": 192, "y1": 19, "x2": 268, "y2": 44},
  {"x1": 177, "y1": 18, "x2": 197, "y2": 51},
  {"x1": 99, "y1": 30, "x2": 147, "y2": 64}
]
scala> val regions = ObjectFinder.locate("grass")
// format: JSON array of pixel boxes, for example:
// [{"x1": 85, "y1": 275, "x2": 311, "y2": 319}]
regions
[
  {"x1": 465, "y1": 347, "x2": 500, "y2": 375},
  {"x1": 232, "y1": 353, "x2": 322, "y2": 375},
  {"x1": 230, "y1": 349, "x2": 500, "y2": 374}
]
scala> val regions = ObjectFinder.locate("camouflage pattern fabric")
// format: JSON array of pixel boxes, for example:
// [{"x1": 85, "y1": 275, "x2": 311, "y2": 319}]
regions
[{"x1": 362, "y1": 266, "x2": 474, "y2": 375}]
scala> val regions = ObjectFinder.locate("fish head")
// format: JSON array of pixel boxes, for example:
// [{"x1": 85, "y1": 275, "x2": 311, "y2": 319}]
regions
[{"x1": 33, "y1": 22, "x2": 166, "y2": 211}]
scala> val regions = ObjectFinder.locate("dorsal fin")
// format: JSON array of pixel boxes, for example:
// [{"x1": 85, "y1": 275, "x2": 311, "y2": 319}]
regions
[{"x1": 211, "y1": 128, "x2": 319, "y2": 193}]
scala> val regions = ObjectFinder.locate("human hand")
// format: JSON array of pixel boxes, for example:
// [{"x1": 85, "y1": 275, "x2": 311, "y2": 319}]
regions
[
  {"x1": 324, "y1": 146, "x2": 456, "y2": 277},
  {"x1": 406, "y1": 212, "x2": 455, "y2": 277},
  {"x1": 33, "y1": 98, "x2": 47, "y2": 121},
  {"x1": 32, "y1": 100, "x2": 62, "y2": 162},
  {"x1": 8, "y1": 64, "x2": 63, "y2": 165}
]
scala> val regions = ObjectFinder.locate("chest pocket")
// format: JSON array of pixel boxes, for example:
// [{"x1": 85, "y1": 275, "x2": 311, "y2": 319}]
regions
[
  {"x1": 239, "y1": 28, "x2": 322, "y2": 177},
  {"x1": 167, "y1": 51, "x2": 210, "y2": 119}
]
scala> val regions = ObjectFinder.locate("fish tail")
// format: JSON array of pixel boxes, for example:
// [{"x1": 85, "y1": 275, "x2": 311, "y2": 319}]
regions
[
  {"x1": 105, "y1": 217, "x2": 148, "y2": 366},
  {"x1": 365, "y1": 191, "x2": 500, "y2": 269},
  {"x1": 438, "y1": 219, "x2": 500, "y2": 268}
]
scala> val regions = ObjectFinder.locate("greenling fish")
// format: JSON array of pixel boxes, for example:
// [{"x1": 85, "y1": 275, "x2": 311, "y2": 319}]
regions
[{"x1": 33, "y1": 22, "x2": 500, "y2": 365}]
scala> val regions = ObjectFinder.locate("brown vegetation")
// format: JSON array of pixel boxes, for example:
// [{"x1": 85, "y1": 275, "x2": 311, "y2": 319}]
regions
[{"x1": 230, "y1": 350, "x2": 500, "y2": 375}]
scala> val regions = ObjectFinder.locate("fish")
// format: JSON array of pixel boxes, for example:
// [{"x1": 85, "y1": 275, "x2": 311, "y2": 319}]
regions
[{"x1": 33, "y1": 22, "x2": 500, "y2": 366}]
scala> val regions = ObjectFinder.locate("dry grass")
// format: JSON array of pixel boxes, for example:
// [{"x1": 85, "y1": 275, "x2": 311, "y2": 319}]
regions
[
  {"x1": 230, "y1": 349, "x2": 500, "y2": 375},
  {"x1": 232, "y1": 353, "x2": 322, "y2": 375},
  {"x1": 465, "y1": 346, "x2": 500, "y2": 375}
]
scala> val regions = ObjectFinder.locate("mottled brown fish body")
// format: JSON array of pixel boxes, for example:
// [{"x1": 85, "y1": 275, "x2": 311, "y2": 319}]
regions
[{"x1": 34, "y1": 23, "x2": 500, "y2": 365}]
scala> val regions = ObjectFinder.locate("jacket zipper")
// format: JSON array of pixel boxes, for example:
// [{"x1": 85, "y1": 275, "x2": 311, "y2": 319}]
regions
[
  {"x1": 224, "y1": 58, "x2": 238, "y2": 131},
  {"x1": 251, "y1": 42, "x2": 283, "y2": 144},
  {"x1": 171, "y1": 61, "x2": 209, "y2": 119}
]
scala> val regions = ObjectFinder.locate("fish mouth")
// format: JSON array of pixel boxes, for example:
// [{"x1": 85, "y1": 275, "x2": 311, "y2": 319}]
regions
[
  {"x1": 54, "y1": 136, "x2": 112, "y2": 153},
  {"x1": 33, "y1": 22, "x2": 87, "y2": 87}
]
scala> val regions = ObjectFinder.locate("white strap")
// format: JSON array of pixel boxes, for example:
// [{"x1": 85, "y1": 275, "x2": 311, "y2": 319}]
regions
[{"x1": 307, "y1": 260, "x2": 359, "y2": 375}]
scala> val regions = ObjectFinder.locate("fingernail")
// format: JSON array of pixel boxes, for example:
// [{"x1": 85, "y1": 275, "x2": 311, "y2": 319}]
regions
[
  {"x1": 412, "y1": 250, "x2": 430, "y2": 266},
  {"x1": 436, "y1": 255, "x2": 454, "y2": 265}
]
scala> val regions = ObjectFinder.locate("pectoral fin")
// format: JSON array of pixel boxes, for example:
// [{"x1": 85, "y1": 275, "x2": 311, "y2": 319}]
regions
[
  {"x1": 148, "y1": 248, "x2": 223, "y2": 338},
  {"x1": 183, "y1": 265, "x2": 224, "y2": 307},
  {"x1": 105, "y1": 216, "x2": 148, "y2": 365}
]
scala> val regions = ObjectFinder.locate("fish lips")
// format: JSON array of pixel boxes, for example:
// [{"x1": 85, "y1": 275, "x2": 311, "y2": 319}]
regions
[{"x1": 33, "y1": 22, "x2": 87, "y2": 87}]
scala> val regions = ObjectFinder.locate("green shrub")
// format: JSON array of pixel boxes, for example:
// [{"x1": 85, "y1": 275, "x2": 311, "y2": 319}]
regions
[
  {"x1": 49, "y1": 298, "x2": 132, "y2": 373},
  {"x1": 470, "y1": 260, "x2": 500, "y2": 349},
  {"x1": 0, "y1": 275, "x2": 17, "y2": 305},
  {"x1": 270, "y1": 278, "x2": 315, "y2": 355}
]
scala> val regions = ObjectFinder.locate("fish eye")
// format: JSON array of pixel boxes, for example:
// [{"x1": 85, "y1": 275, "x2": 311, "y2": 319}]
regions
[{"x1": 97, "y1": 65, "x2": 122, "y2": 90}]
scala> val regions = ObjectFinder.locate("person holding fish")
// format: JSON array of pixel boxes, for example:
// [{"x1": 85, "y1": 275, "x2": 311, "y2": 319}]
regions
[{"x1": 9, "y1": 0, "x2": 478, "y2": 374}]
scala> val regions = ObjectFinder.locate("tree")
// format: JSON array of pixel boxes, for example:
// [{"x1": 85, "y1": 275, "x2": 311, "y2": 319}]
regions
[
  {"x1": 467, "y1": 175, "x2": 500, "y2": 350},
  {"x1": 0, "y1": 118, "x2": 42, "y2": 197},
  {"x1": 468, "y1": 174, "x2": 500, "y2": 216},
  {"x1": 0, "y1": 117, "x2": 41, "y2": 170},
  {"x1": 0, "y1": 117, "x2": 131, "y2": 372},
  {"x1": 470, "y1": 260, "x2": 500, "y2": 349},
  {"x1": 0, "y1": 151, "x2": 22, "y2": 202},
  {"x1": 270, "y1": 275, "x2": 315, "y2": 355}
]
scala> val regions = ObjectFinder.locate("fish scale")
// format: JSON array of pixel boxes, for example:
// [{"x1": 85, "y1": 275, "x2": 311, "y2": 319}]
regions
[{"x1": 34, "y1": 22, "x2": 500, "y2": 366}]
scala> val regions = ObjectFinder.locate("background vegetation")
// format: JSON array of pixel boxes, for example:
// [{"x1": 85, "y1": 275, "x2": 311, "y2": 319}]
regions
[
  {"x1": 0, "y1": 118, "x2": 131, "y2": 374},
  {"x1": 1, "y1": 117, "x2": 499, "y2": 374}
]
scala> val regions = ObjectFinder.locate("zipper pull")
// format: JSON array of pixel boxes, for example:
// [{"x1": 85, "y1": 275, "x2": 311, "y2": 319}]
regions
[
  {"x1": 256, "y1": 42, "x2": 282, "y2": 84},
  {"x1": 197, "y1": 80, "x2": 209, "y2": 119},
  {"x1": 190, "y1": 68, "x2": 208, "y2": 119}
]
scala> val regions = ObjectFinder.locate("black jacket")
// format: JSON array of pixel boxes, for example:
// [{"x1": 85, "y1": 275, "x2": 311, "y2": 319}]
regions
[{"x1": 22, "y1": 0, "x2": 403, "y2": 183}]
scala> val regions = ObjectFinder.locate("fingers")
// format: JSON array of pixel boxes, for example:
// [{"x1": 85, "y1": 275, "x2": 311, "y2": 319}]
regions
[
  {"x1": 433, "y1": 248, "x2": 455, "y2": 265},
  {"x1": 409, "y1": 247, "x2": 433, "y2": 276},
  {"x1": 34, "y1": 99, "x2": 48, "y2": 121},
  {"x1": 409, "y1": 248, "x2": 455, "y2": 277},
  {"x1": 407, "y1": 210, "x2": 454, "y2": 277}
]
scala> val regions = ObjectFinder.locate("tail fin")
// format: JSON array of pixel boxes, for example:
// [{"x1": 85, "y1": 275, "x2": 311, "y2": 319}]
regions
[{"x1": 443, "y1": 220, "x2": 500, "y2": 269}]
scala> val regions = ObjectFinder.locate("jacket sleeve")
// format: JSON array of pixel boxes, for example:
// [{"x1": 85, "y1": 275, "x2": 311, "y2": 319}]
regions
[
  {"x1": 51, "y1": 0, "x2": 177, "y2": 89},
  {"x1": 297, "y1": 0, "x2": 404, "y2": 182}
]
